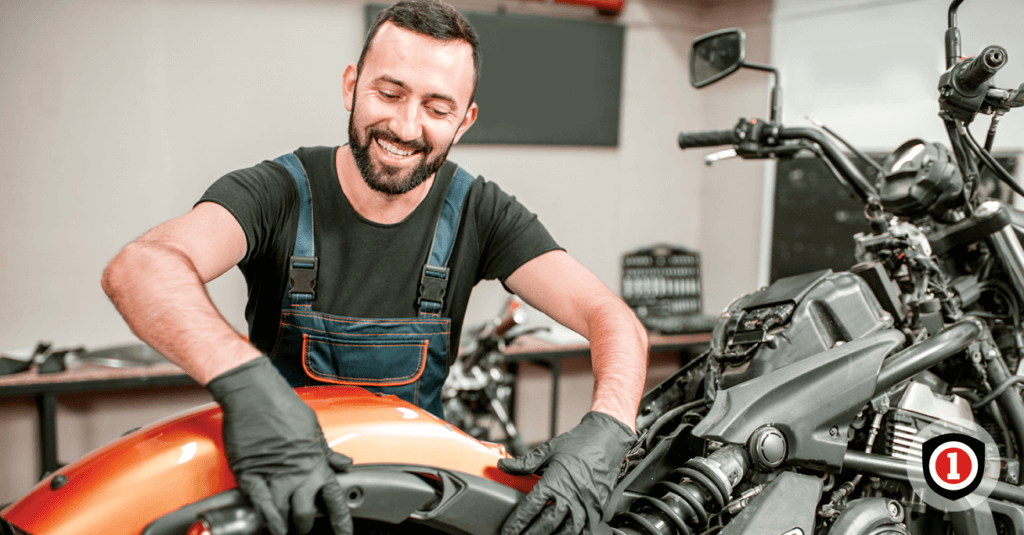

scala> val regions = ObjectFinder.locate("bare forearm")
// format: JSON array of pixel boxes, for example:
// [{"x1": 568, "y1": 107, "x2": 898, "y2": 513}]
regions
[
  {"x1": 505, "y1": 251, "x2": 649, "y2": 431},
  {"x1": 101, "y1": 240, "x2": 260, "y2": 384},
  {"x1": 587, "y1": 296, "x2": 649, "y2": 432}
]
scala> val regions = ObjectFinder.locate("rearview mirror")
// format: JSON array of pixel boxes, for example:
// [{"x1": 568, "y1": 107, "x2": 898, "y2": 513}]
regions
[{"x1": 690, "y1": 28, "x2": 746, "y2": 88}]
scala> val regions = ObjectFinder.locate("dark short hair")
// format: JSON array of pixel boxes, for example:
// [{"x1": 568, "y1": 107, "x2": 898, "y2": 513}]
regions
[{"x1": 358, "y1": 0, "x2": 481, "y2": 104}]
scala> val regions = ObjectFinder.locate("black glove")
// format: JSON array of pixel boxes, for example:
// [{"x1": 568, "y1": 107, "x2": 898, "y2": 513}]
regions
[
  {"x1": 498, "y1": 411, "x2": 636, "y2": 535},
  {"x1": 206, "y1": 356, "x2": 353, "y2": 535}
]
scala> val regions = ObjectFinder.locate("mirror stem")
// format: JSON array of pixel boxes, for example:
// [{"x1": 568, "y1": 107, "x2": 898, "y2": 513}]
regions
[
  {"x1": 946, "y1": 0, "x2": 963, "y2": 69},
  {"x1": 741, "y1": 62, "x2": 782, "y2": 122}
]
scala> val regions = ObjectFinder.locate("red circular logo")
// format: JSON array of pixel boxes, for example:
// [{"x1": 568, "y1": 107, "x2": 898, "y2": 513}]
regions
[
  {"x1": 934, "y1": 445, "x2": 973, "y2": 485},
  {"x1": 928, "y1": 440, "x2": 980, "y2": 492}
]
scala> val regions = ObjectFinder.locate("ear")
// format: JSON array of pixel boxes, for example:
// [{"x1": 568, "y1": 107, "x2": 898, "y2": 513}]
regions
[
  {"x1": 451, "y1": 102, "x2": 478, "y2": 145},
  {"x1": 343, "y1": 63, "x2": 359, "y2": 112}
]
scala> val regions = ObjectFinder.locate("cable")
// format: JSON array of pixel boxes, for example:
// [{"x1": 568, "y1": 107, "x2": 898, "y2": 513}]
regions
[
  {"x1": 966, "y1": 311, "x2": 1012, "y2": 320},
  {"x1": 645, "y1": 400, "x2": 705, "y2": 451},
  {"x1": 980, "y1": 253, "x2": 996, "y2": 281},
  {"x1": 972, "y1": 376, "x2": 1024, "y2": 409},
  {"x1": 985, "y1": 114, "x2": 1002, "y2": 153},
  {"x1": 960, "y1": 120, "x2": 1024, "y2": 198},
  {"x1": 981, "y1": 282, "x2": 1022, "y2": 327}
]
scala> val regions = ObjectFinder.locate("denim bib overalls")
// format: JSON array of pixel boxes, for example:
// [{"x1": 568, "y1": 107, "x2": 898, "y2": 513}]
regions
[{"x1": 267, "y1": 153, "x2": 472, "y2": 418}]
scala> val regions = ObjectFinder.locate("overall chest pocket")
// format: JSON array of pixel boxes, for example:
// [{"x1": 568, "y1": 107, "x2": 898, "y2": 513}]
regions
[
  {"x1": 302, "y1": 333, "x2": 431, "y2": 386},
  {"x1": 281, "y1": 312, "x2": 451, "y2": 388}
]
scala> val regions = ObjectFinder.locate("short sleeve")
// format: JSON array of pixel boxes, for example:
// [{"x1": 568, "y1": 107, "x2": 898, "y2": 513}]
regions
[
  {"x1": 196, "y1": 160, "x2": 297, "y2": 266},
  {"x1": 471, "y1": 177, "x2": 562, "y2": 282}
]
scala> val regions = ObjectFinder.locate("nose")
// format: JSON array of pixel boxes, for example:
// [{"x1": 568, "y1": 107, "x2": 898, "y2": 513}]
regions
[{"x1": 389, "y1": 100, "x2": 423, "y2": 144}]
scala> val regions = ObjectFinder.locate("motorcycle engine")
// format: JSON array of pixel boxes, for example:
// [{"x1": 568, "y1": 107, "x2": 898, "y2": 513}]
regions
[
  {"x1": 713, "y1": 269, "x2": 894, "y2": 390},
  {"x1": 879, "y1": 379, "x2": 1005, "y2": 481},
  {"x1": 882, "y1": 380, "x2": 973, "y2": 463}
]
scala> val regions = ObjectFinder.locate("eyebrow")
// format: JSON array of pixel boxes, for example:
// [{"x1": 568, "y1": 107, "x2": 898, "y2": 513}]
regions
[{"x1": 376, "y1": 75, "x2": 459, "y2": 108}]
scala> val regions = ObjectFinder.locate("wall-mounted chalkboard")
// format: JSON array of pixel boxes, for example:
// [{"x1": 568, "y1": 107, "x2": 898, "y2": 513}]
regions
[
  {"x1": 366, "y1": 4, "x2": 624, "y2": 146},
  {"x1": 771, "y1": 153, "x2": 1019, "y2": 282}
]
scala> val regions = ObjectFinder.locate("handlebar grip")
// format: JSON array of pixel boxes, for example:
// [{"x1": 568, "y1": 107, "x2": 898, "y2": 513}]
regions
[
  {"x1": 677, "y1": 129, "x2": 738, "y2": 149},
  {"x1": 959, "y1": 45, "x2": 1008, "y2": 92}
]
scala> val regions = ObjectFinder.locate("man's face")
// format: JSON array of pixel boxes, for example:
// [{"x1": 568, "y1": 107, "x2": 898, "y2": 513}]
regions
[{"x1": 344, "y1": 23, "x2": 478, "y2": 195}]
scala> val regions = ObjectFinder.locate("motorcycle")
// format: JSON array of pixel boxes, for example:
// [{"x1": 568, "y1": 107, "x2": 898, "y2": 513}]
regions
[
  {"x1": 442, "y1": 296, "x2": 545, "y2": 459},
  {"x1": 7, "y1": 0, "x2": 1024, "y2": 533}
]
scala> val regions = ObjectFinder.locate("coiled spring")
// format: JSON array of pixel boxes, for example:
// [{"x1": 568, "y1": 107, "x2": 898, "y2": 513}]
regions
[{"x1": 614, "y1": 458, "x2": 732, "y2": 535}]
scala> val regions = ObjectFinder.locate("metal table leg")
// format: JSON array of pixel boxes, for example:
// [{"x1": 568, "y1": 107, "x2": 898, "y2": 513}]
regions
[
  {"x1": 549, "y1": 360, "x2": 560, "y2": 439},
  {"x1": 35, "y1": 393, "x2": 60, "y2": 478}
]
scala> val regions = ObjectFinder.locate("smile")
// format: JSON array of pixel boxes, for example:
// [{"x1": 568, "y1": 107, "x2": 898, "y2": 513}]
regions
[{"x1": 376, "y1": 137, "x2": 418, "y2": 158}]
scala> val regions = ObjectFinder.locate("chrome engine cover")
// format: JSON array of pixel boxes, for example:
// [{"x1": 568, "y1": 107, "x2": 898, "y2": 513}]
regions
[{"x1": 885, "y1": 381, "x2": 974, "y2": 464}]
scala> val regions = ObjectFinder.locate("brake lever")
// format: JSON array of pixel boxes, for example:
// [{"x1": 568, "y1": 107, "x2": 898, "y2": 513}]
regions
[
  {"x1": 705, "y1": 148, "x2": 737, "y2": 166},
  {"x1": 985, "y1": 82, "x2": 1024, "y2": 110},
  {"x1": 706, "y1": 142, "x2": 805, "y2": 167}
]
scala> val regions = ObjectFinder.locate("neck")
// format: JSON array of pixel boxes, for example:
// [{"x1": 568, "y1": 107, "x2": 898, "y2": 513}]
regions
[{"x1": 335, "y1": 146, "x2": 435, "y2": 225}]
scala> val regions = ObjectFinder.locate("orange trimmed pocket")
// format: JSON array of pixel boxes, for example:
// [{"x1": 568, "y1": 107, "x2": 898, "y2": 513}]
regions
[{"x1": 301, "y1": 333, "x2": 429, "y2": 386}]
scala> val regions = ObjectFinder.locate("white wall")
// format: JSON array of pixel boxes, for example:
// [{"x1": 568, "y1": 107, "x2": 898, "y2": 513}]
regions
[
  {"x1": 772, "y1": 0, "x2": 1024, "y2": 152},
  {"x1": 1, "y1": 0, "x2": 357, "y2": 350}
]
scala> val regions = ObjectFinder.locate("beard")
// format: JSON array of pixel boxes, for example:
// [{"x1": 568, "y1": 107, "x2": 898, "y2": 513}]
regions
[{"x1": 348, "y1": 107, "x2": 454, "y2": 196}]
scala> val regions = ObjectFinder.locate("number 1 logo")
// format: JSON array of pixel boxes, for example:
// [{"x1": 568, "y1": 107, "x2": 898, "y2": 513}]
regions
[{"x1": 921, "y1": 433, "x2": 986, "y2": 502}]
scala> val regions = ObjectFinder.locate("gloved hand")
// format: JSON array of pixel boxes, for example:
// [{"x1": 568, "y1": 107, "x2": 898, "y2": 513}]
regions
[
  {"x1": 498, "y1": 411, "x2": 636, "y2": 535},
  {"x1": 205, "y1": 356, "x2": 353, "y2": 535}
]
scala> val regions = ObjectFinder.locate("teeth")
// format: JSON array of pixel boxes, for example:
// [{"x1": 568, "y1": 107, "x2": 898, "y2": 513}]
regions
[{"x1": 377, "y1": 138, "x2": 414, "y2": 157}]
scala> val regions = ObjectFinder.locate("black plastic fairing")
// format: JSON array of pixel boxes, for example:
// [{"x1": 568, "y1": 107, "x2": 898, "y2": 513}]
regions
[
  {"x1": 719, "y1": 472, "x2": 822, "y2": 535},
  {"x1": 738, "y1": 270, "x2": 830, "y2": 310},
  {"x1": 719, "y1": 271, "x2": 893, "y2": 390},
  {"x1": 142, "y1": 465, "x2": 525, "y2": 535},
  {"x1": 694, "y1": 330, "x2": 906, "y2": 470}
]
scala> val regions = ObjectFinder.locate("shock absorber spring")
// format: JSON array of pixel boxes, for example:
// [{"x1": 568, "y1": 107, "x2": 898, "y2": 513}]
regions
[{"x1": 612, "y1": 445, "x2": 749, "y2": 535}]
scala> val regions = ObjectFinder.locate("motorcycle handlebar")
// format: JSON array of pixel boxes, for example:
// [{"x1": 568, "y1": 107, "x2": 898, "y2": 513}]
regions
[
  {"x1": 677, "y1": 120, "x2": 879, "y2": 202},
  {"x1": 777, "y1": 126, "x2": 879, "y2": 201},
  {"x1": 959, "y1": 45, "x2": 1008, "y2": 92},
  {"x1": 677, "y1": 129, "x2": 738, "y2": 149}
]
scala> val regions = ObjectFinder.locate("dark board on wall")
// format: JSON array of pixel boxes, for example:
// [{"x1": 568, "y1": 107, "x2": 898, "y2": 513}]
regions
[
  {"x1": 771, "y1": 153, "x2": 1019, "y2": 282},
  {"x1": 366, "y1": 4, "x2": 624, "y2": 146}
]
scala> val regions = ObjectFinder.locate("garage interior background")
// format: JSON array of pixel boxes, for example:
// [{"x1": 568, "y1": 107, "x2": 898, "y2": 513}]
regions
[{"x1": 2, "y1": 0, "x2": 1023, "y2": 502}]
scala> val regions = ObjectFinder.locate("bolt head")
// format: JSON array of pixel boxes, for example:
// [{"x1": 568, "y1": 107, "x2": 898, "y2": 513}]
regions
[
  {"x1": 748, "y1": 426, "x2": 788, "y2": 470},
  {"x1": 50, "y1": 474, "x2": 69, "y2": 490}
]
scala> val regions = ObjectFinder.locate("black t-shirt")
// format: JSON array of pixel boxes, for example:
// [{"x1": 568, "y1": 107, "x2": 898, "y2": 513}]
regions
[{"x1": 199, "y1": 146, "x2": 561, "y2": 363}]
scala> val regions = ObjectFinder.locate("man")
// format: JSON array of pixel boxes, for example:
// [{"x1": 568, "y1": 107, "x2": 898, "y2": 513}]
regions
[{"x1": 101, "y1": 1, "x2": 648, "y2": 534}]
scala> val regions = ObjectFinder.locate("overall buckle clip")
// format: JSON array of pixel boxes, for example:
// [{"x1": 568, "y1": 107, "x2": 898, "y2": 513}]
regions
[
  {"x1": 418, "y1": 264, "x2": 449, "y2": 307},
  {"x1": 289, "y1": 256, "x2": 318, "y2": 298}
]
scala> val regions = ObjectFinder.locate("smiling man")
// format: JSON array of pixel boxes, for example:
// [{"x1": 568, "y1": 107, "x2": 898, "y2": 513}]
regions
[{"x1": 101, "y1": 2, "x2": 648, "y2": 535}]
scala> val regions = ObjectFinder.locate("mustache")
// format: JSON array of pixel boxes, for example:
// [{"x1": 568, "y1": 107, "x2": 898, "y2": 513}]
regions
[{"x1": 367, "y1": 126, "x2": 430, "y2": 154}]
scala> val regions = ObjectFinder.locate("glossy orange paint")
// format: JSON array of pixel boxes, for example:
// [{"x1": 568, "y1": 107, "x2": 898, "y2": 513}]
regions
[{"x1": 2, "y1": 386, "x2": 537, "y2": 535}]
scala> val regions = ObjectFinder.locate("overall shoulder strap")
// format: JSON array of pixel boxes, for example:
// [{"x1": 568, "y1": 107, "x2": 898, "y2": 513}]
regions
[
  {"x1": 418, "y1": 167, "x2": 475, "y2": 316},
  {"x1": 273, "y1": 153, "x2": 318, "y2": 302}
]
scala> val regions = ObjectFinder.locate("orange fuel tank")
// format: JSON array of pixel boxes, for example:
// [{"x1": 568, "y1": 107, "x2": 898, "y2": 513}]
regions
[{"x1": 2, "y1": 386, "x2": 537, "y2": 535}]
